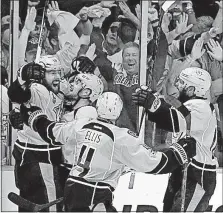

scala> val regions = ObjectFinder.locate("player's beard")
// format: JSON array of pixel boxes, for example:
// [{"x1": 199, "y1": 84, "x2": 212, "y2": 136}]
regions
[
  {"x1": 42, "y1": 79, "x2": 59, "y2": 94},
  {"x1": 178, "y1": 89, "x2": 191, "y2": 103}
]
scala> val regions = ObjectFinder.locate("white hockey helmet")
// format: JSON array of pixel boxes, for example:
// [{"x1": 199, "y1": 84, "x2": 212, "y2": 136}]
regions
[
  {"x1": 38, "y1": 55, "x2": 63, "y2": 72},
  {"x1": 76, "y1": 73, "x2": 104, "y2": 102},
  {"x1": 178, "y1": 67, "x2": 212, "y2": 97},
  {"x1": 96, "y1": 92, "x2": 123, "y2": 120}
]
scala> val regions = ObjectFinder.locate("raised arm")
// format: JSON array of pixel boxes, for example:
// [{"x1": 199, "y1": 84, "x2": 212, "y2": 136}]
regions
[
  {"x1": 8, "y1": 62, "x2": 45, "y2": 104},
  {"x1": 118, "y1": 1, "x2": 141, "y2": 30},
  {"x1": 132, "y1": 86, "x2": 189, "y2": 133},
  {"x1": 116, "y1": 128, "x2": 196, "y2": 174},
  {"x1": 20, "y1": 105, "x2": 79, "y2": 146},
  {"x1": 212, "y1": 1, "x2": 222, "y2": 34},
  {"x1": 19, "y1": 6, "x2": 37, "y2": 67}
]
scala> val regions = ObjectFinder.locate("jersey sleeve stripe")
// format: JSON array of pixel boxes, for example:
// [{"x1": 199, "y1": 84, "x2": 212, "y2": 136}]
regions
[
  {"x1": 177, "y1": 104, "x2": 190, "y2": 117},
  {"x1": 46, "y1": 122, "x2": 63, "y2": 146},
  {"x1": 147, "y1": 153, "x2": 168, "y2": 174},
  {"x1": 170, "y1": 108, "x2": 180, "y2": 132}
]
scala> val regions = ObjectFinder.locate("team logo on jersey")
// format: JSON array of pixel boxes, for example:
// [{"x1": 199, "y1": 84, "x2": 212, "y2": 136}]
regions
[
  {"x1": 127, "y1": 130, "x2": 138, "y2": 138},
  {"x1": 53, "y1": 103, "x2": 63, "y2": 121}
]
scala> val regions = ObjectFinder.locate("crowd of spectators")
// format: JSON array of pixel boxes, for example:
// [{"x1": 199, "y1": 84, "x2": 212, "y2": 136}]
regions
[{"x1": 1, "y1": 0, "x2": 222, "y2": 166}]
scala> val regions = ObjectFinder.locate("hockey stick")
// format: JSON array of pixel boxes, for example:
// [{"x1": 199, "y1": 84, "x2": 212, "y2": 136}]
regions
[
  {"x1": 138, "y1": 0, "x2": 166, "y2": 142},
  {"x1": 35, "y1": 0, "x2": 49, "y2": 63},
  {"x1": 128, "y1": 171, "x2": 136, "y2": 189},
  {"x1": 181, "y1": 162, "x2": 189, "y2": 212},
  {"x1": 8, "y1": 192, "x2": 63, "y2": 212},
  {"x1": 128, "y1": 0, "x2": 151, "y2": 189},
  {"x1": 138, "y1": 0, "x2": 171, "y2": 138},
  {"x1": 129, "y1": 1, "x2": 173, "y2": 190}
]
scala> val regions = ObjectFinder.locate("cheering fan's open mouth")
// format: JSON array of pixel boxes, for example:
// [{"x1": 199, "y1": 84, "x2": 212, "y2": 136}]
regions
[
  {"x1": 52, "y1": 80, "x2": 60, "y2": 90},
  {"x1": 128, "y1": 63, "x2": 135, "y2": 67}
]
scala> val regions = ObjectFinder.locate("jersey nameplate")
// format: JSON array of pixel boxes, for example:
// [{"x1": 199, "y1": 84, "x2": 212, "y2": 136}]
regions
[{"x1": 85, "y1": 130, "x2": 102, "y2": 144}]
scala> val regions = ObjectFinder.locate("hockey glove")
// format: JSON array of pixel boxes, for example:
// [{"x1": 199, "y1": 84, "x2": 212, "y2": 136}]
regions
[
  {"x1": 20, "y1": 104, "x2": 47, "y2": 131},
  {"x1": 71, "y1": 56, "x2": 96, "y2": 74},
  {"x1": 18, "y1": 62, "x2": 46, "y2": 84},
  {"x1": 9, "y1": 109, "x2": 23, "y2": 130},
  {"x1": 170, "y1": 137, "x2": 196, "y2": 165},
  {"x1": 132, "y1": 85, "x2": 161, "y2": 112}
]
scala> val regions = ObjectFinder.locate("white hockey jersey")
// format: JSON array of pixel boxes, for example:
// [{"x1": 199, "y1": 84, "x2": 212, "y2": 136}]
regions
[
  {"x1": 17, "y1": 83, "x2": 63, "y2": 147},
  {"x1": 61, "y1": 106, "x2": 98, "y2": 166},
  {"x1": 48, "y1": 119, "x2": 163, "y2": 188},
  {"x1": 184, "y1": 99, "x2": 218, "y2": 167}
]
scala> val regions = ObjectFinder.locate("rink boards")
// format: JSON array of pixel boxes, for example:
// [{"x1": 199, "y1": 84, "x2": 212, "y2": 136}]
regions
[{"x1": 1, "y1": 167, "x2": 222, "y2": 212}]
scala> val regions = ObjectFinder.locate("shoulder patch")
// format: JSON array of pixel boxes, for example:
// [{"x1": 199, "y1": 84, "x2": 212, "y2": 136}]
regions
[{"x1": 127, "y1": 130, "x2": 138, "y2": 138}]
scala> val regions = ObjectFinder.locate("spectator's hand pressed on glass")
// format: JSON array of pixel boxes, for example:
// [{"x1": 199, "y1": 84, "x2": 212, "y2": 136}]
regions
[
  {"x1": 119, "y1": 1, "x2": 132, "y2": 19},
  {"x1": 118, "y1": 2, "x2": 141, "y2": 30},
  {"x1": 48, "y1": 1, "x2": 60, "y2": 11},
  {"x1": 148, "y1": 5, "x2": 158, "y2": 23},
  {"x1": 190, "y1": 38, "x2": 206, "y2": 60},
  {"x1": 24, "y1": 7, "x2": 37, "y2": 31},
  {"x1": 161, "y1": 13, "x2": 172, "y2": 33},
  {"x1": 207, "y1": 39, "x2": 223, "y2": 61},
  {"x1": 175, "y1": 12, "x2": 193, "y2": 35},
  {"x1": 46, "y1": 1, "x2": 60, "y2": 24}
]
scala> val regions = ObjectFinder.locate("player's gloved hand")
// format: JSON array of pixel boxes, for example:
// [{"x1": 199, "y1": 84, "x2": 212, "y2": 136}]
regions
[
  {"x1": 170, "y1": 137, "x2": 196, "y2": 165},
  {"x1": 9, "y1": 108, "x2": 23, "y2": 130},
  {"x1": 20, "y1": 104, "x2": 47, "y2": 131},
  {"x1": 132, "y1": 85, "x2": 161, "y2": 112},
  {"x1": 71, "y1": 56, "x2": 96, "y2": 74},
  {"x1": 18, "y1": 62, "x2": 46, "y2": 84}
]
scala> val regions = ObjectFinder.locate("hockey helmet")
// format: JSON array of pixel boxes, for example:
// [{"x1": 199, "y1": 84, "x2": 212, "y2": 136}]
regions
[
  {"x1": 38, "y1": 55, "x2": 63, "y2": 72},
  {"x1": 178, "y1": 67, "x2": 212, "y2": 97},
  {"x1": 96, "y1": 92, "x2": 123, "y2": 120},
  {"x1": 75, "y1": 73, "x2": 104, "y2": 102}
]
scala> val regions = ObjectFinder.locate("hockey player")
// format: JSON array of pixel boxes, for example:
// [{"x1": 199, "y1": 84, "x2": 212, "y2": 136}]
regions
[
  {"x1": 7, "y1": 55, "x2": 64, "y2": 212},
  {"x1": 132, "y1": 67, "x2": 218, "y2": 212},
  {"x1": 58, "y1": 72, "x2": 104, "y2": 189},
  {"x1": 8, "y1": 54, "x2": 103, "y2": 211},
  {"x1": 19, "y1": 92, "x2": 196, "y2": 212}
]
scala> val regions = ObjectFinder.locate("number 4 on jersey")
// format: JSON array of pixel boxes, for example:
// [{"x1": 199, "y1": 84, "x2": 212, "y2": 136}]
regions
[{"x1": 77, "y1": 145, "x2": 95, "y2": 177}]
